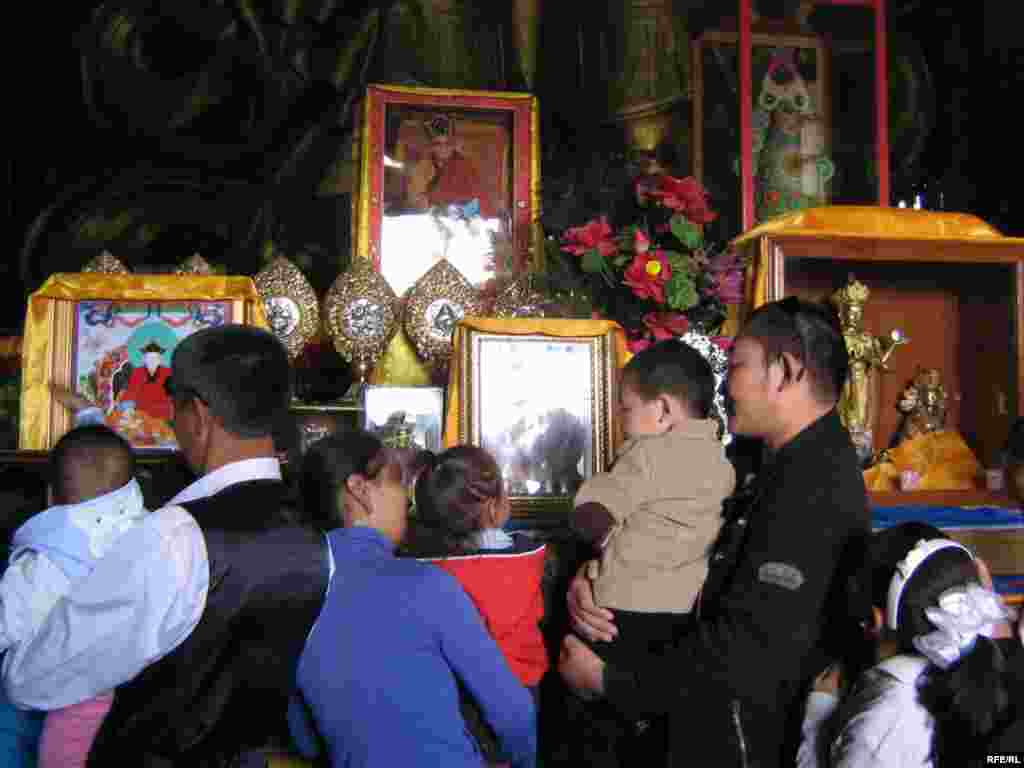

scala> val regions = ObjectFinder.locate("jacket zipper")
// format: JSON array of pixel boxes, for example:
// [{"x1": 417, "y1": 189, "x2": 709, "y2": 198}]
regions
[{"x1": 731, "y1": 699, "x2": 750, "y2": 768}]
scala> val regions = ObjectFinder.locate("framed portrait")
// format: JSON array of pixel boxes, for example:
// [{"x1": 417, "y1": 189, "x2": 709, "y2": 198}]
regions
[
  {"x1": 692, "y1": 25, "x2": 830, "y2": 234},
  {"x1": 352, "y1": 84, "x2": 540, "y2": 297},
  {"x1": 452, "y1": 322, "x2": 619, "y2": 519},
  {"x1": 287, "y1": 402, "x2": 364, "y2": 458},
  {"x1": 19, "y1": 274, "x2": 268, "y2": 451},
  {"x1": 363, "y1": 385, "x2": 444, "y2": 453}
]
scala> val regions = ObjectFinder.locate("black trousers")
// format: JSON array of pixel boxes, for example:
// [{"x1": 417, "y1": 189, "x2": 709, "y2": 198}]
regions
[{"x1": 567, "y1": 609, "x2": 694, "y2": 768}]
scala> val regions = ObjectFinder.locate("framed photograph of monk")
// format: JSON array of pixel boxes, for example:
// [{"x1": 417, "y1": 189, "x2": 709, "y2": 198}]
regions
[
  {"x1": 18, "y1": 273, "x2": 269, "y2": 451},
  {"x1": 353, "y1": 85, "x2": 540, "y2": 297}
]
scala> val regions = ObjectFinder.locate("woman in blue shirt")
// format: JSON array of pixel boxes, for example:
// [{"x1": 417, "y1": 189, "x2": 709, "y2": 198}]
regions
[{"x1": 288, "y1": 430, "x2": 536, "y2": 768}]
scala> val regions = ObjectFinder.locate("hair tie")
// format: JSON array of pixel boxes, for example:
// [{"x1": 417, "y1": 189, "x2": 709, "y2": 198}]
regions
[{"x1": 912, "y1": 583, "x2": 1007, "y2": 669}]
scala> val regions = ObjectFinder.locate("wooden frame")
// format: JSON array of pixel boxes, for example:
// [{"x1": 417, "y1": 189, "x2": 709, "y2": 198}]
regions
[
  {"x1": 453, "y1": 325, "x2": 617, "y2": 519},
  {"x1": 692, "y1": 22, "x2": 831, "y2": 232},
  {"x1": 735, "y1": 226, "x2": 1024, "y2": 510},
  {"x1": 19, "y1": 274, "x2": 267, "y2": 452},
  {"x1": 352, "y1": 84, "x2": 540, "y2": 297}
]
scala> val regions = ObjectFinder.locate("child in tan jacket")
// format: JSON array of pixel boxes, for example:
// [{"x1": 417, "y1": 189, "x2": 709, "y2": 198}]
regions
[{"x1": 568, "y1": 338, "x2": 735, "y2": 766}]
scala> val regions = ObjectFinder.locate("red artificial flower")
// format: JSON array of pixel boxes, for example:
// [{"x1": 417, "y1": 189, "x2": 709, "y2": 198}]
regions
[
  {"x1": 642, "y1": 312, "x2": 690, "y2": 341},
  {"x1": 623, "y1": 250, "x2": 672, "y2": 304},
  {"x1": 648, "y1": 175, "x2": 717, "y2": 224},
  {"x1": 711, "y1": 336, "x2": 734, "y2": 353},
  {"x1": 626, "y1": 335, "x2": 652, "y2": 354},
  {"x1": 561, "y1": 217, "x2": 617, "y2": 258}
]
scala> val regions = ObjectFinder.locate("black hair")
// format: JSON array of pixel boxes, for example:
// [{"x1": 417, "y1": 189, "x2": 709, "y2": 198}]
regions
[
  {"x1": 404, "y1": 445, "x2": 503, "y2": 557},
  {"x1": 870, "y1": 522, "x2": 1011, "y2": 767},
  {"x1": 169, "y1": 324, "x2": 291, "y2": 439},
  {"x1": 737, "y1": 297, "x2": 848, "y2": 404},
  {"x1": 299, "y1": 429, "x2": 385, "y2": 532},
  {"x1": 622, "y1": 338, "x2": 716, "y2": 419},
  {"x1": 49, "y1": 424, "x2": 135, "y2": 505}
]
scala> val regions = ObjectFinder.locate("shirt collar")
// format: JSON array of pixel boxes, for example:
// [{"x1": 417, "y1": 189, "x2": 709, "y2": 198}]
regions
[
  {"x1": 875, "y1": 654, "x2": 930, "y2": 684},
  {"x1": 168, "y1": 457, "x2": 282, "y2": 506},
  {"x1": 471, "y1": 527, "x2": 514, "y2": 550},
  {"x1": 13, "y1": 478, "x2": 146, "y2": 550},
  {"x1": 767, "y1": 408, "x2": 842, "y2": 467}
]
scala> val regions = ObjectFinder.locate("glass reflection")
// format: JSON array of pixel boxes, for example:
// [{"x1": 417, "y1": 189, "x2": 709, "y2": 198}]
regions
[{"x1": 477, "y1": 338, "x2": 594, "y2": 497}]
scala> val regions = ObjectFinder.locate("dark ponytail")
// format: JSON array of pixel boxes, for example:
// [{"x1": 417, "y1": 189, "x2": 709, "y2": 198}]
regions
[
  {"x1": 402, "y1": 445, "x2": 503, "y2": 557},
  {"x1": 299, "y1": 429, "x2": 384, "y2": 532}
]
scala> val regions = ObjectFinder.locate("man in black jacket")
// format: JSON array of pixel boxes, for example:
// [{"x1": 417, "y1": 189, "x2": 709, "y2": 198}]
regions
[{"x1": 560, "y1": 297, "x2": 871, "y2": 768}]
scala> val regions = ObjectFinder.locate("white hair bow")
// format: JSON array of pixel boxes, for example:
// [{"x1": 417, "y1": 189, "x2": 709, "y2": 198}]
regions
[{"x1": 912, "y1": 583, "x2": 1008, "y2": 669}]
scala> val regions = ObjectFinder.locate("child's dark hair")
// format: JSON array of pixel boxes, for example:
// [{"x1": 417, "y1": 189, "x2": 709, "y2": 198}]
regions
[
  {"x1": 622, "y1": 338, "x2": 715, "y2": 419},
  {"x1": 49, "y1": 425, "x2": 135, "y2": 505},
  {"x1": 299, "y1": 429, "x2": 386, "y2": 532},
  {"x1": 870, "y1": 522, "x2": 1011, "y2": 767},
  {"x1": 406, "y1": 445, "x2": 503, "y2": 556}
]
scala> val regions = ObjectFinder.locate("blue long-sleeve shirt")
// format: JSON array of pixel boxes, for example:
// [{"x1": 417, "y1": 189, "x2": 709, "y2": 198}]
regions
[{"x1": 289, "y1": 526, "x2": 536, "y2": 768}]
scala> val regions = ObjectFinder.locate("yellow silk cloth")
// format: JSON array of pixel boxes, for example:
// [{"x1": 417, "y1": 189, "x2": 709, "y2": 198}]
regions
[
  {"x1": 19, "y1": 273, "x2": 268, "y2": 450},
  {"x1": 443, "y1": 317, "x2": 630, "y2": 449},
  {"x1": 729, "y1": 206, "x2": 1024, "y2": 313},
  {"x1": 863, "y1": 430, "x2": 983, "y2": 492}
]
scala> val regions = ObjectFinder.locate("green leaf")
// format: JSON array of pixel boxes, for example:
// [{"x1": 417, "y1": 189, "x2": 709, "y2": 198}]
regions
[
  {"x1": 665, "y1": 272, "x2": 699, "y2": 311},
  {"x1": 613, "y1": 254, "x2": 632, "y2": 267},
  {"x1": 670, "y1": 215, "x2": 702, "y2": 250},
  {"x1": 581, "y1": 249, "x2": 607, "y2": 274}
]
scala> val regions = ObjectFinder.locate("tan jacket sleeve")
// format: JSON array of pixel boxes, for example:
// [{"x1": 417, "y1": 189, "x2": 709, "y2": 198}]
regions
[{"x1": 573, "y1": 441, "x2": 652, "y2": 526}]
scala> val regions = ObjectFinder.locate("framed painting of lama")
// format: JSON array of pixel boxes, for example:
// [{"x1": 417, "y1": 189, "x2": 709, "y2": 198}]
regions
[{"x1": 19, "y1": 273, "x2": 267, "y2": 451}]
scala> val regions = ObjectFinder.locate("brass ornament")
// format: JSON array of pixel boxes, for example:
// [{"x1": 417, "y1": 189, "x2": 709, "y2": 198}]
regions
[
  {"x1": 404, "y1": 259, "x2": 482, "y2": 367},
  {"x1": 175, "y1": 253, "x2": 214, "y2": 275},
  {"x1": 254, "y1": 256, "x2": 321, "y2": 359},
  {"x1": 82, "y1": 250, "x2": 130, "y2": 274},
  {"x1": 492, "y1": 274, "x2": 548, "y2": 318},
  {"x1": 323, "y1": 261, "x2": 401, "y2": 383}
]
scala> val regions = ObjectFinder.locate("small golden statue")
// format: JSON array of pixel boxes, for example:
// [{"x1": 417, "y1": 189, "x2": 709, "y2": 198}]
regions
[
  {"x1": 896, "y1": 367, "x2": 948, "y2": 441},
  {"x1": 830, "y1": 275, "x2": 908, "y2": 461}
]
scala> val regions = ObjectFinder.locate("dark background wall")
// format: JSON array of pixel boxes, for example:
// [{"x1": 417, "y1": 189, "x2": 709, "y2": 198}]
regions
[{"x1": 6, "y1": 1, "x2": 1020, "y2": 334}]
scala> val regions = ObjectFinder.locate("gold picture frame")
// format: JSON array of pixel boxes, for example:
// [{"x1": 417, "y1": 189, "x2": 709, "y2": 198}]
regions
[
  {"x1": 451, "y1": 320, "x2": 619, "y2": 520},
  {"x1": 19, "y1": 273, "x2": 268, "y2": 451}
]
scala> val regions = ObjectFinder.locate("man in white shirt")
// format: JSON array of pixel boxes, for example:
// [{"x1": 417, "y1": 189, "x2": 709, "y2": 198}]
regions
[{"x1": 4, "y1": 324, "x2": 330, "y2": 767}]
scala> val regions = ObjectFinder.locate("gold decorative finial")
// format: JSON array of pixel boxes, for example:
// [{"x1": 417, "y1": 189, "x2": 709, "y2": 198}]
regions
[
  {"x1": 176, "y1": 253, "x2": 214, "y2": 275},
  {"x1": 83, "y1": 250, "x2": 130, "y2": 274},
  {"x1": 830, "y1": 274, "x2": 870, "y2": 311}
]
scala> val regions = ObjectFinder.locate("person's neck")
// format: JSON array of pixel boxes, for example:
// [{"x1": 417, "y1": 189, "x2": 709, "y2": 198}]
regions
[
  {"x1": 764, "y1": 400, "x2": 833, "y2": 453},
  {"x1": 201, "y1": 436, "x2": 277, "y2": 475}
]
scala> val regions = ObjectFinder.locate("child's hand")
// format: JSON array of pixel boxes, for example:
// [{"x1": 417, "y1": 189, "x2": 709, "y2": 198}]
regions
[
  {"x1": 49, "y1": 382, "x2": 96, "y2": 413},
  {"x1": 812, "y1": 663, "x2": 842, "y2": 695}
]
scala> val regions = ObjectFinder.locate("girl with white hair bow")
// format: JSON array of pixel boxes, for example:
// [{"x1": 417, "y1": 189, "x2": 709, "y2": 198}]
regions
[{"x1": 798, "y1": 521, "x2": 1022, "y2": 768}]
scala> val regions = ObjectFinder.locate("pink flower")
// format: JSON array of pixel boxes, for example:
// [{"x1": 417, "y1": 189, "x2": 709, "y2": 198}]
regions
[
  {"x1": 642, "y1": 312, "x2": 690, "y2": 341},
  {"x1": 648, "y1": 176, "x2": 717, "y2": 224},
  {"x1": 623, "y1": 250, "x2": 671, "y2": 304},
  {"x1": 627, "y1": 336, "x2": 652, "y2": 354},
  {"x1": 711, "y1": 336, "x2": 734, "y2": 353},
  {"x1": 633, "y1": 229, "x2": 651, "y2": 254},
  {"x1": 561, "y1": 217, "x2": 617, "y2": 258},
  {"x1": 708, "y1": 249, "x2": 745, "y2": 304}
]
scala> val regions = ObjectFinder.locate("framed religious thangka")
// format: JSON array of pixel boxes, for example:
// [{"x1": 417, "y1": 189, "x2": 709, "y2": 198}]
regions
[
  {"x1": 19, "y1": 274, "x2": 268, "y2": 451},
  {"x1": 352, "y1": 84, "x2": 541, "y2": 298},
  {"x1": 446, "y1": 319, "x2": 626, "y2": 520}
]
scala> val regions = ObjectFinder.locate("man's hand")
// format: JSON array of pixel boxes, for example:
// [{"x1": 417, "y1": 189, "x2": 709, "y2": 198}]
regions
[
  {"x1": 812, "y1": 663, "x2": 842, "y2": 695},
  {"x1": 567, "y1": 560, "x2": 617, "y2": 643},
  {"x1": 49, "y1": 382, "x2": 95, "y2": 413},
  {"x1": 558, "y1": 634, "x2": 606, "y2": 701}
]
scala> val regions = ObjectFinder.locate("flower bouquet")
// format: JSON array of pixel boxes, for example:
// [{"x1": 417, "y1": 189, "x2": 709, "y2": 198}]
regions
[{"x1": 551, "y1": 175, "x2": 746, "y2": 352}]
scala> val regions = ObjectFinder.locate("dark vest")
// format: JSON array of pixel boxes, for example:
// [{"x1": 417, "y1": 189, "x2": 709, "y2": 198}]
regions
[{"x1": 87, "y1": 479, "x2": 329, "y2": 768}]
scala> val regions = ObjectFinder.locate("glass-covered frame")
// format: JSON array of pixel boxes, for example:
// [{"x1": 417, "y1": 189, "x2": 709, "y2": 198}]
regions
[
  {"x1": 352, "y1": 84, "x2": 540, "y2": 298},
  {"x1": 454, "y1": 326, "x2": 617, "y2": 519}
]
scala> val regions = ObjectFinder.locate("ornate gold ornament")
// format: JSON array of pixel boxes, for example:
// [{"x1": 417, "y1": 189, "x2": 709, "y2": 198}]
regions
[
  {"x1": 492, "y1": 274, "x2": 548, "y2": 319},
  {"x1": 82, "y1": 250, "x2": 130, "y2": 274},
  {"x1": 404, "y1": 259, "x2": 482, "y2": 368},
  {"x1": 322, "y1": 260, "x2": 401, "y2": 385},
  {"x1": 175, "y1": 253, "x2": 214, "y2": 275},
  {"x1": 254, "y1": 256, "x2": 320, "y2": 360}
]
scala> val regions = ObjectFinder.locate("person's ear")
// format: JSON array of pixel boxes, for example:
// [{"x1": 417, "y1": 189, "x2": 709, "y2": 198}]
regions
[
  {"x1": 776, "y1": 351, "x2": 805, "y2": 391},
  {"x1": 344, "y1": 474, "x2": 373, "y2": 523}
]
